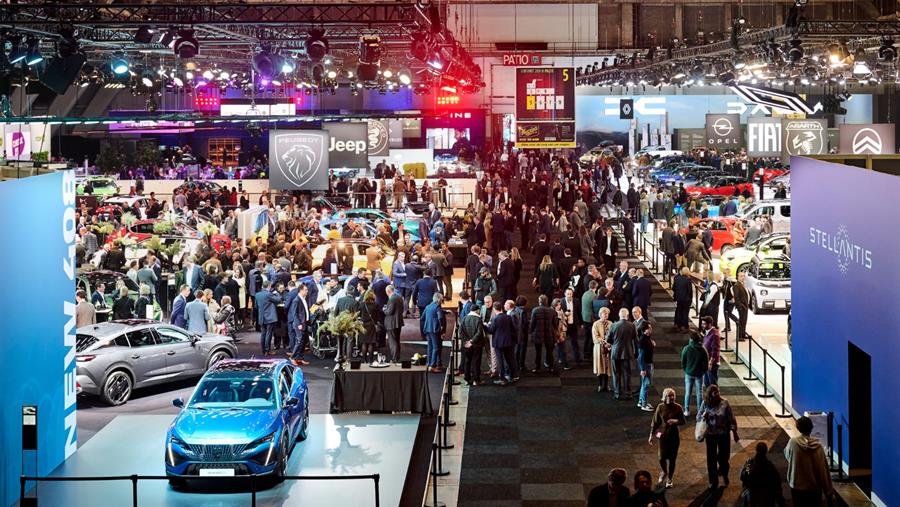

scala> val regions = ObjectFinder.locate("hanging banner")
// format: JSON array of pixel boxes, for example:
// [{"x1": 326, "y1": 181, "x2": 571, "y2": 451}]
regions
[
  {"x1": 747, "y1": 117, "x2": 783, "y2": 157},
  {"x1": 324, "y1": 122, "x2": 368, "y2": 168},
  {"x1": 838, "y1": 124, "x2": 896, "y2": 155},
  {"x1": 268, "y1": 130, "x2": 330, "y2": 191},
  {"x1": 4, "y1": 125, "x2": 32, "y2": 160},
  {"x1": 783, "y1": 119, "x2": 827, "y2": 157},
  {"x1": 705, "y1": 113, "x2": 742, "y2": 148},
  {"x1": 515, "y1": 67, "x2": 576, "y2": 148}
]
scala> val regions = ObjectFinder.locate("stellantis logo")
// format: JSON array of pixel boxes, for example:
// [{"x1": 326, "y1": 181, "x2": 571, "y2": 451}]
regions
[{"x1": 809, "y1": 225, "x2": 872, "y2": 274}]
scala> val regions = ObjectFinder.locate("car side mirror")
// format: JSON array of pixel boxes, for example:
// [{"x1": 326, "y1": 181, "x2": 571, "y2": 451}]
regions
[
  {"x1": 191, "y1": 336, "x2": 200, "y2": 346},
  {"x1": 284, "y1": 397, "x2": 299, "y2": 408},
  {"x1": 172, "y1": 398, "x2": 184, "y2": 408}
]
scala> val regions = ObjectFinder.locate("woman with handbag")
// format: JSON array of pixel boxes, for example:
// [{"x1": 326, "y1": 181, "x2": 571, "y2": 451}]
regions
[
  {"x1": 697, "y1": 384, "x2": 740, "y2": 490},
  {"x1": 591, "y1": 307, "x2": 613, "y2": 392},
  {"x1": 649, "y1": 387, "x2": 686, "y2": 488},
  {"x1": 213, "y1": 295, "x2": 236, "y2": 338}
]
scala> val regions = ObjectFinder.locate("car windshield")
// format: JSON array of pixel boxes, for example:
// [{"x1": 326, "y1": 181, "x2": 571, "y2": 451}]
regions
[
  {"x1": 757, "y1": 262, "x2": 790, "y2": 280},
  {"x1": 76, "y1": 334, "x2": 99, "y2": 352},
  {"x1": 189, "y1": 377, "x2": 276, "y2": 409}
]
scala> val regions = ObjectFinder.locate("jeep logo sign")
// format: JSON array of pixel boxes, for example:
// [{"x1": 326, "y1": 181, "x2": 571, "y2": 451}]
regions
[
  {"x1": 324, "y1": 122, "x2": 369, "y2": 169},
  {"x1": 268, "y1": 130, "x2": 330, "y2": 191}
]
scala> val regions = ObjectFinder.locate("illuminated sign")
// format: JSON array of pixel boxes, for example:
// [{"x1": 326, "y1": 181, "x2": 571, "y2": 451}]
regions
[{"x1": 502, "y1": 53, "x2": 543, "y2": 66}]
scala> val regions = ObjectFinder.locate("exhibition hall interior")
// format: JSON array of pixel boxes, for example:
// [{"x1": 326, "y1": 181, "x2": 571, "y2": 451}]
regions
[{"x1": 3, "y1": 1, "x2": 900, "y2": 506}]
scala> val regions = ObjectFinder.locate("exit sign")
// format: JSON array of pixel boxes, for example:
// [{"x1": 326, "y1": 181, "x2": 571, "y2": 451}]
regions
[{"x1": 502, "y1": 53, "x2": 542, "y2": 66}]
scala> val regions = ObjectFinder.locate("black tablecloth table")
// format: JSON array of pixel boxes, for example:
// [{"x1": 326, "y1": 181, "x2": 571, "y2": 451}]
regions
[{"x1": 330, "y1": 365, "x2": 433, "y2": 415}]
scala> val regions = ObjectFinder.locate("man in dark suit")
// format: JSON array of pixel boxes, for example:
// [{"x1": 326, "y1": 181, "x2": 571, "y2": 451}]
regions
[
  {"x1": 495, "y1": 250, "x2": 515, "y2": 302},
  {"x1": 631, "y1": 268, "x2": 652, "y2": 318},
  {"x1": 486, "y1": 301, "x2": 518, "y2": 385},
  {"x1": 255, "y1": 281, "x2": 283, "y2": 356},
  {"x1": 596, "y1": 226, "x2": 619, "y2": 274},
  {"x1": 557, "y1": 249, "x2": 577, "y2": 291},
  {"x1": 422, "y1": 293, "x2": 446, "y2": 372},
  {"x1": 466, "y1": 246, "x2": 484, "y2": 291},
  {"x1": 289, "y1": 284, "x2": 311, "y2": 366},
  {"x1": 672, "y1": 267, "x2": 694, "y2": 332},
  {"x1": 563, "y1": 232, "x2": 582, "y2": 260},
  {"x1": 605, "y1": 308, "x2": 636, "y2": 400},
  {"x1": 531, "y1": 234, "x2": 550, "y2": 273},
  {"x1": 427, "y1": 203, "x2": 441, "y2": 230},
  {"x1": 183, "y1": 258, "x2": 203, "y2": 300},
  {"x1": 549, "y1": 237, "x2": 565, "y2": 264},
  {"x1": 734, "y1": 271, "x2": 751, "y2": 340},
  {"x1": 529, "y1": 295, "x2": 557, "y2": 374},
  {"x1": 412, "y1": 269, "x2": 438, "y2": 337},
  {"x1": 457, "y1": 302, "x2": 485, "y2": 385},
  {"x1": 586, "y1": 468, "x2": 630, "y2": 507},
  {"x1": 560, "y1": 287, "x2": 582, "y2": 366},
  {"x1": 284, "y1": 281, "x2": 300, "y2": 358},
  {"x1": 382, "y1": 284, "x2": 405, "y2": 363},
  {"x1": 519, "y1": 204, "x2": 533, "y2": 249},
  {"x1": 170, "y1": 285, "x2": 190, "y2": 329}
]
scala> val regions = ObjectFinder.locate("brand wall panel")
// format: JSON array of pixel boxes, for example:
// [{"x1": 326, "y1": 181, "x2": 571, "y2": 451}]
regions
[
  {"x1": 791, "y1": 157, "x2": 900, "y2": 507},
  {"x1": 0, "y1": 171, "x2": 76, "y2": 506}
]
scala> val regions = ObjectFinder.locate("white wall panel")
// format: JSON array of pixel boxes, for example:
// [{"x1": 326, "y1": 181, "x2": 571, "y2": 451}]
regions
[{"x1": 448, "y1": 4, "x2": 598, "y2": 46}]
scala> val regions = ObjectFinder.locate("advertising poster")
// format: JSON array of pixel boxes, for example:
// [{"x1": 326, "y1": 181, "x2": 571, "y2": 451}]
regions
[
  {"x1": 366, "y1": 119, "x2": 390, "y2": 157},
  {"x1": 268, "y1": 130, "x2": 330, "y2": 191},
  {"x1": 782, "y1": 119, "x2": 828, "y2": 157},
  {"x1": 4, "y1": 125, "x2": 32, "y2": 160},
  {"x1": 747, "y1": 117, "x2": 782, "y2": 157},
  {"x1": 838, "y1": 123, "x2": 896, "y2": 155},
  {"x1": 705, "y1": 113, "x2": 742, "y2": 148},
  {"x1": 323, "y1": 122, "x2": 368, "y2": 168},
  {"x1": 515, "y1": 67, "x2": 576, "y2": 148}
]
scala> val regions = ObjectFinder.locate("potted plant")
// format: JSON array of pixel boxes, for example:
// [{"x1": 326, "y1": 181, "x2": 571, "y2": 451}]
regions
[
  {"x1": 197, "y1": 221, "x2": 219, "y2": 246},
  {"x1": 92, "y1": 222, "x2": 115, "y2": 244},
  {"x1": 318, "y1": 311, "x2": 366, "y2": 370},
  {"x1": 121, "y1": 212, "x2": 138, "y2": 228},
  {"x1": 152, "y1": 220, "x2": 175, "y2": 235}
]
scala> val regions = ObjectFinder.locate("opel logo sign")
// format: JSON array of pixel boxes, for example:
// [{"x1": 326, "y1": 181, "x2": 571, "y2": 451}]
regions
[
  {"x1": 712, "y1": 117, "x2": 734, "y2": 137},
  {"x1": 851, "y1": 128, "x2": 883, "y2": 154}
]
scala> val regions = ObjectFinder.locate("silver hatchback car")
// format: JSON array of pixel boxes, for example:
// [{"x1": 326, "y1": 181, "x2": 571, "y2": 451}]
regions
[{"x1": 76, "y1": 319, "x2": 238, "y2": 405}]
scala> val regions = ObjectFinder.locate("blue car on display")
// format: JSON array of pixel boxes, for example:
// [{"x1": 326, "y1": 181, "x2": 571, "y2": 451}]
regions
[{"x1": 165, "y1": 359, "x2": 309, "y2": 485}]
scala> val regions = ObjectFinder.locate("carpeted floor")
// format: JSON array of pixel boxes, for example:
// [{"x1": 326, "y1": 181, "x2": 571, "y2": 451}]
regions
[{"x1": 457, "y1": 234, "x2": 793, "y2": 507}]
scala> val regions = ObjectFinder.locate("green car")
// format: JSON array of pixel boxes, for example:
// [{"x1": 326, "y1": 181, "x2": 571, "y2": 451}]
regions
[
  {"x1": 718, "y1": 232, "x2": 790, "y2": 279},
  {"x1": 340, "y1": 208, "x2": 421, "y2": 236},
  {"x1": 77, "y1": 176, "x2": 120, "y2": 196},
  {"x1": 76, "y1": 269, "x2": 162, "y2": 321}
]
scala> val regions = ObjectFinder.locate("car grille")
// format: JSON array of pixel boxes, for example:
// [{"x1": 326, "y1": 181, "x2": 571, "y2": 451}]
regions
[{"x1": 186, "y1": 443, "x2": 247, "y2": 462}]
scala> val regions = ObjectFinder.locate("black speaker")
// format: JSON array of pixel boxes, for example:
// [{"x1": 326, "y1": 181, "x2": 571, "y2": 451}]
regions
[
  {"x1": 350, "y1": 360, "x2": 361, "y2": 370},
  {"x1": 400, "y1": 360, "x2": 411, "y2": 369},
  {"x1": 39, "y1": 54, "x2": 86, "y2": 95}
]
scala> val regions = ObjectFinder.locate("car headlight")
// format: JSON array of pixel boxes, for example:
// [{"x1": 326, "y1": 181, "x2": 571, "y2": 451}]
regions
[
  {"x1": 167, "y1": 434, "x2": 195, "y2": 466},
  {"x1": 760, "y1": 290, "x2": 768, "y2": 296},
  {"x1": 244, "y1": 432, "x2": 276, "y2": 452},
  {"x1": 242, "y1": 432, "x2": 278, "y2": 465}
]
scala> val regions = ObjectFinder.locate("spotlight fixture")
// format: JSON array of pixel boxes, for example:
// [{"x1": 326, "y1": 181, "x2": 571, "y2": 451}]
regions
[
  {"x1": 398, "y1": 68, "x2": 412, "y2": 85},
  {"x1": 253, "y1": 48, "x2": 278, "y2": 80},
  {"x1": 787, "y1": 38, "x2": 803, "y2": 62},
  {"x1": 110, "y1": 56, "x2": 130, "y2": 75},
  {"x1": 732, "y1": 51, "x2": 747, "y2": 70},
  {"x1": 357, "y1": 35, "x2": 382, "y2": 82},
  {"x1": 58, "y1": 26, "x2": 80, "y2": 57},
  {"x1": 304, "y1": 29, "x2": 329, "y2": 62},
  {"x1": 134, "y1": 25, "x2": 155, "y2": 44},
  {"x1": 281, "y1": 58, "x2": 296, "y2": 74},
  {"x1": 158, "y1": 28, "x2": 177, "y2": 47},
  {"x1": 24, "y1": 37, "x2": 43, "y2": 66},
  {"x1": 8, "y1": 37, "x2": 26, "y2": 65},
  {"x1": 879, "y1": 37, "x2": 896, "y2": 62},
  {"x1": 173, "y1": 29, "x2": 199, "y2": 58},
  {"x1": 852, "y1": 49, "x2": 870, "y2": 75},
  {"x1": 828, "y1": 41, "x2": 849, "y2": 67}
]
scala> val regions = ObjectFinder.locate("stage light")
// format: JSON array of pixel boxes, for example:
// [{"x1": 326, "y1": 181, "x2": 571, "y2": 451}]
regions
[
  {"x1": 326, "y1": 69, "x2": 337, "y2": 79},
  {"x1": 305, "y1": 29, "x2": 329, "y2": 62},
  {"x1": 172, "y1": 76, "x2": 184, "y2": 87},
  {"x1": 879, "y1": 37, "x2": 896, "y2": 62},
  {"x1": 110, "y1": 57, "x2": 130, "y2": 75},
  {"x1": 134, "y1": 25, "x2": 155, "y2": 44},
  {"x1": 8, "y1": 37, "x2": 26, "y2": 65},
  {"x1": 281, "y1": 58, "x2": 295, "y2": 74},
  {"x1": 324, "y1": 58, "x2": 332, "y2": 66},
  {"x1": 787, "y1": 38, "x2": 804, "y2": 63},
  {"x1": 253, "y1": 49, "x2": 277, "y2": 80},
  {"x1": 398, "y1": 68, "x2": 412, "y2": 85},
  {"x1": 852, "y1": 49, "x2": 870, "y2": 75},
  {"x1": 828, "y1": 42, "x2": 849, "y2": 67},
  {"x1": 24, "y1": 37, "x2": 43, "y2": 66},
  {"x1": 732, "y1": 51, "x2": 747, "y2": 70},
  {"x1": 159, "y1": 28, "x2": 177, "y2": 48},
  {"x1": 174, "y1": 29, "x2": 199, "y2": 58}
]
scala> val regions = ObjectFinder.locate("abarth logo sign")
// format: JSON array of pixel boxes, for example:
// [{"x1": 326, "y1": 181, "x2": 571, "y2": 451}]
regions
[
  {"x1": 784, "y1": 120, "x2": 825, "y2": 155},
  {"x1": 809, "y1": 224, "x2": 872, "y2": 275},
  {"x1": 851, "y1": 128, "x2": 883, "y2": 154},
  {"x1": 271, "y1": 131, "x2": 328, "y2": 189}
]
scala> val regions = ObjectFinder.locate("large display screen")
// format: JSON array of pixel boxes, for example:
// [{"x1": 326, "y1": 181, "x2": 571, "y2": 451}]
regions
[
  {"x1": 516, "y1": 67, "x2": 576, "y2": 148},
  {"x1": 792, "y1": 157, "x2": 900, "y2": 507}
]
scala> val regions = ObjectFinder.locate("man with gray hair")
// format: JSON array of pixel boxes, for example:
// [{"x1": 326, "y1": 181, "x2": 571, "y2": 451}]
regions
[{"x1": 605, "y1": 307, "x2": 636, "y2": 400}]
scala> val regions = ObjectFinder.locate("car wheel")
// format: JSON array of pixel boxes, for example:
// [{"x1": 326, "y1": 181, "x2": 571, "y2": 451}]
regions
[
  {"x1": 751, "y1": 293, "x2": 760, "y2": 314},
  {"x1": 102, "y1": 370, "x2": 133, "y2": 406},
  {"x1": 720, "y1": 244, "x2": 732, "y2": 255},
  {"x1": 275, "y1": 435, "x2": 289, "y2": 482},
  {"x1": 206, "y1": 350, "x2": 232, "y2": 370},
  {"x1": 297, "y1": 393, "x2": 310, "y2": 441}
]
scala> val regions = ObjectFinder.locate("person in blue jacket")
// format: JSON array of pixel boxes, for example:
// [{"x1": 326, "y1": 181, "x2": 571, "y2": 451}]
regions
[
  {"x1": 391, "y1": 251, "x2": 410, "y2": 315},
  {"x1": 170, "y1": 284, "x2": 190, "y2": 329},
  {"x1": 422, "y1": 293, "x2": 446, "y2": 372}
]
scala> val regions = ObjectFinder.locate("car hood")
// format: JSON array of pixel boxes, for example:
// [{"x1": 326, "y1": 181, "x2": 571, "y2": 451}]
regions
[{"x1": 173, "y1": 408, "x2": 280, "y2": 443}]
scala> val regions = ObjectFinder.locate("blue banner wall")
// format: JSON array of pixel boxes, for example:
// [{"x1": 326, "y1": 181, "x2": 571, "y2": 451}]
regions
[
  {"x1": 791, "y1": 157, "x2": 899, "y2": 507},
  {"x1": 0, "y1": 171, "x2": 76, "y2": 506}
]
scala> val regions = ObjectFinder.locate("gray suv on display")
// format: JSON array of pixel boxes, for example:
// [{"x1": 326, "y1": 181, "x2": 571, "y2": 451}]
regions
[{"x1": 76, "y1": 320, "x2": 237, "y2": 406}]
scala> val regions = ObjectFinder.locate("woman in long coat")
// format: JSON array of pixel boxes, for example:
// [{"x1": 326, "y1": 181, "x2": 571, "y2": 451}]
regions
[{"x1": 591, "y1": 306, "x2": 612, "y2": 392}]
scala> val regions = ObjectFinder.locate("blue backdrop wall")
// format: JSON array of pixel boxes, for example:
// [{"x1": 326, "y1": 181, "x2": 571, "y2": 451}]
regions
[
  {"x1": 0, "y1": 171, "x2": 76, "y2": 506},
  {"x1": 791, "y1": 157, "x2": 898, "y2": 506}
]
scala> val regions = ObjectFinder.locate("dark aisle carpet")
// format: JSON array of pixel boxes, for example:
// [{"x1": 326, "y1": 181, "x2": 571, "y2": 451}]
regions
[{"x1": 458, "y1": 233, "x2": 793, "y2": 507}]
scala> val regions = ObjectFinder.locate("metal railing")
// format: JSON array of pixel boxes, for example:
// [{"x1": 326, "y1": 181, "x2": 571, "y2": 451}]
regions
[
  {"x1": 424, "y1": 311, "x2": 462, "y2": 507},
  {"x1": 21, "y1": 473, "x2": 381, "y2": 507}
]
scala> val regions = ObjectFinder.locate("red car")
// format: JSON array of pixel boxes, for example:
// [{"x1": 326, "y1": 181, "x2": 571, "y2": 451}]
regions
[
  {"x1": 686, "y1": 176, "x2": 754, "y2": 197},
  {"x1": 107, "y1": 220, "x2": 232, "y2": 253},
  {"x1": 683, "y1": 217, "x2": 745, "y2": 254},
  {"x1": 753, "y1": 167, "x2": 787, "y2": 183}
]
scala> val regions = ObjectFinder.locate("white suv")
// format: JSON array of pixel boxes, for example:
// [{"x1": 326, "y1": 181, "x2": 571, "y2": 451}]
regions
[{"x1": 737, "y1": 199, "x2": 790, "y2": 233}]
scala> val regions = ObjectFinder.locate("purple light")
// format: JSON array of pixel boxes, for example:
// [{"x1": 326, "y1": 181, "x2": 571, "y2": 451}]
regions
[
  {"x1": 261, "y1": 79, "x2": 270, "y2": 86},
  {"x1": 195, "y1": 81, "x2": 208, "y2": 87}
]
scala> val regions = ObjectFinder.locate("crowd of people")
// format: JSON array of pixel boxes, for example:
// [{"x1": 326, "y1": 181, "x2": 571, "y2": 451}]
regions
[{"x1": 71, "y1": 141, "x2": 830, "y2": 506}]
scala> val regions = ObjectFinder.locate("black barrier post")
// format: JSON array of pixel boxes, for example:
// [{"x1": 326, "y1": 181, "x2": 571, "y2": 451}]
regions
[
  {"x1": 836, "y1": 425, "x2": 845, "y2": 481},
  {"x1": 427, "y1": 444, "x2": 446, "y2": 507},
  {"x1": 450, "y1": 332, "x2": 460, "y2": 388},
  {"x1": 250, "y1": 473, "x2": 257, "y2": 507},
  {"x1": 721, "y1": 326, "x2": 734, "y2": 353},
  {"x1": 828, "y1": 412, "x2": 837, "y2": 470},
  {"x1": 19, "y1": 476, "x2": 25, "y2": 506},
  {"x1": 373, "y1": 473, "x2": 381, "y2": 507},
  {"x1": 758, "y1": 349, "x2": 774, "y2": 398},
  {"x1": 443, "y1": 373, "x2": 456, "y2": 424},
  {"x1": 775, "y1": 364, "x2": 792, "y2": 418},
  {"x1": 729, "y1": 328, "x2": 744, "y2": 365},
  {"x1": 743, "y1": 338, "x2": 758, "y2": 381},
  {"x1": 131, "y1": 474, "x2": 138, "y2": 507}
]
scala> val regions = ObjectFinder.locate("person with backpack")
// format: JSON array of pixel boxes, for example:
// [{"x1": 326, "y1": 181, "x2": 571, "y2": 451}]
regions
[{"x1": 739, "y1": 441, "x2": 786, "y2": 507}]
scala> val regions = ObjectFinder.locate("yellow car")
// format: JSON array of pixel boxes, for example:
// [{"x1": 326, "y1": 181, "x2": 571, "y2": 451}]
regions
[
  {"x1": 311, "y1": 240, "x2": 395, "y2": 275},
  {"x1": 718, "y1": 232, "x2": 790, "y2": 279}
]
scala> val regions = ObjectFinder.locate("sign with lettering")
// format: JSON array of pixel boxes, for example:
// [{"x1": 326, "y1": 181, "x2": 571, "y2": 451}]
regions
[
  {"x1": 747, "y1": 117, "x2": 782, "y2": 157},
  {"x1": 502, "y1": 53, "x2": 543, "y2": 66},
  {"x1": 515, "y1": 67, "x2": 575, "y2": 148}
]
